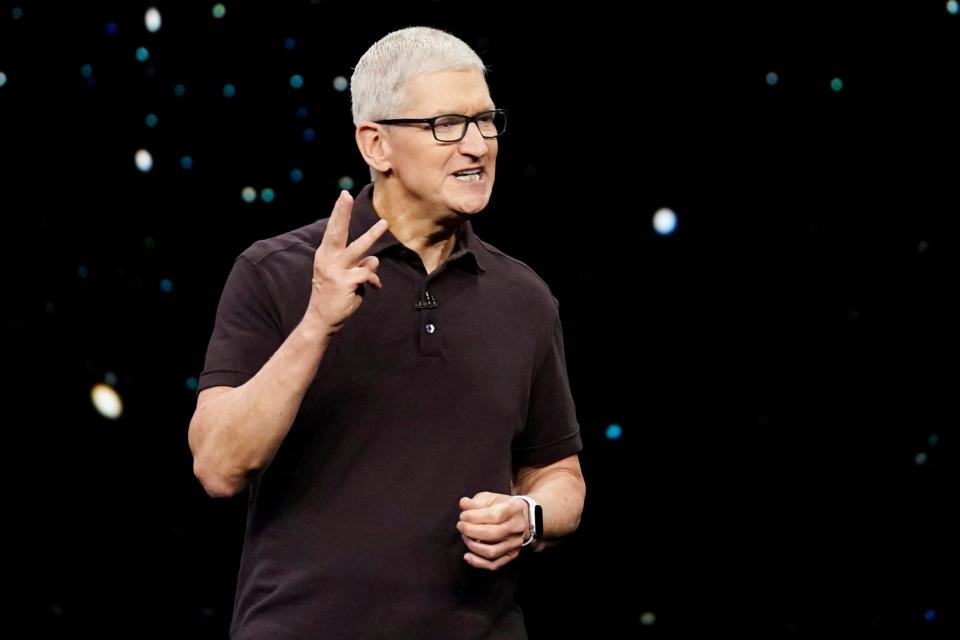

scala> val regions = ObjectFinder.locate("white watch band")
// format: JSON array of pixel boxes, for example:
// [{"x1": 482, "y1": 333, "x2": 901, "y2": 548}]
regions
[{"x1": 514, "y1": 495, "x2": 539, "y2": 547}]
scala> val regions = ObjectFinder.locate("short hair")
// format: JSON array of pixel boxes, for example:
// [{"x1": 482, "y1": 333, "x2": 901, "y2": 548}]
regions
[{"x1": 350, "y1": 27, "x2": 487, "y2": 126}]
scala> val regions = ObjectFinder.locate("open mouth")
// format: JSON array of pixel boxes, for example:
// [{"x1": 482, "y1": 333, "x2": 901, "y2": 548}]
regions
[{"x1": 452, "y1": 168, "x2": 484, "y2": 183}]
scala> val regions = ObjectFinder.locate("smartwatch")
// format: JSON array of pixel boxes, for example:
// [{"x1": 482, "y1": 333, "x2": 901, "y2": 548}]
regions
[{"x1": 514, "y1": 495, "x2": 543, "y2": 547}]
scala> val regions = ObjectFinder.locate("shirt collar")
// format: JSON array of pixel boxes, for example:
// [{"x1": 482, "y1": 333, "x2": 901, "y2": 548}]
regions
[{"x1": 348, "y1": 183, "x2": 487, "y2": 273}]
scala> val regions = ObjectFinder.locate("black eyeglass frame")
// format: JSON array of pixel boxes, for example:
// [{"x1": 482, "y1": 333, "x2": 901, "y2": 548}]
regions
[{"x1": 374, "y1": 109, "x2": 507, "y2": 142}]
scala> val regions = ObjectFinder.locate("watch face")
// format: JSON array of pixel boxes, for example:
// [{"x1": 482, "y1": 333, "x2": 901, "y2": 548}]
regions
[{"x1": 533, "y1": 504, "x2": 543, "y2": 538}]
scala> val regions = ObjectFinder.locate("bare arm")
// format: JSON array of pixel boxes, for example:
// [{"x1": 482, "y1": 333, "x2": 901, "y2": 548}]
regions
[
  {"x1": 457, "y1": 454, "x2": 585, "y2": 570},
  {"x1": 188, "y1": 321, "x2": 331, "y2": 498},
  {"x1": 188, "y1": 191, "x2": 388, "y2": 497},
  {"x1": 513, "y1": 453, "x2": 586, "y2": 552}
]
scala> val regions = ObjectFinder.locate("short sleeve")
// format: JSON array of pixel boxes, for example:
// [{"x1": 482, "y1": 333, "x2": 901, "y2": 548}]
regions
[
  {"x1": 512, "y1": 314, "x2": 583, "y2": 469},
  {"x1": 197, "y1": 255, "x2": 284, "y2": 393}
]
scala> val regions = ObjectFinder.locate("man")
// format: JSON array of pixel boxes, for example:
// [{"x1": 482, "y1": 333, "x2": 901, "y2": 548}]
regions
[{"x1": 189, "y1": 26, "x2": 584, "y2": 639}]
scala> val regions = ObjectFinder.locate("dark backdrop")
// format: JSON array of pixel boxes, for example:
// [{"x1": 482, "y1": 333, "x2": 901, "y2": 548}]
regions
[{"x1": 3, "y1": 1, "x2": 955, "y2": 637}]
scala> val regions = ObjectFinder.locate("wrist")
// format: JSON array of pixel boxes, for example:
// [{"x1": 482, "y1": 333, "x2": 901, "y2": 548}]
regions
[
  {"x1": 297, "y1": 314, "x2": 336, "y2": 341},
  {"x1": 513, "y1": 495, "x2": 543, "y2": 547}
]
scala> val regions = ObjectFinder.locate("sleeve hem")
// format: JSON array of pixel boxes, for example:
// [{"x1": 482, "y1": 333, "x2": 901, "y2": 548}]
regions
[
  {"x1": 512, "y1": 428, "x2": 583, "y2": 469},
  {"x1": 197, "y1": 369, "x2": 253, "y2": 393}
]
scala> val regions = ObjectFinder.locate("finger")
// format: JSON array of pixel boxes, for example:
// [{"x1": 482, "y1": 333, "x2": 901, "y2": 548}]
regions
[
  {"x1": 343, "y1": 218, "x2": 389, "y2": 264},
  {"x1": 461, "y1": 535, "x2": 515, "y2": 561},
  {"x1": 348, "y1": 266, "x2": 383, "y2": 290},
  {"x1": 319, "y1": 191, "x2": 354, "y2": 252},
  {"x1": 357, "y1": 255, "x2": 380, "y2": 271},
  {"x1": 459, "y1": 506, "x2": 510, "y2": 525},
  {"x1": 470, "y1": 492, "x2": 500, "y2": 507},
  {"x1": 463, "y1": 550, "x2": 518, "y2": 571},
  {"x1": 459, "y1": 494, "x2": 518, "y2": 524},
  {"x1": 459, "y1": 493, "x2": 498, "y2": 512},
  {"x1": 457, "y1": 520, "x2": 520, "y2": 543}
]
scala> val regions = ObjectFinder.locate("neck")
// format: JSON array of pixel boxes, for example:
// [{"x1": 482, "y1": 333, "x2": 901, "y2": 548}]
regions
[{"x1": 372, "y1": 181, "x2": 464, "y2": 274}]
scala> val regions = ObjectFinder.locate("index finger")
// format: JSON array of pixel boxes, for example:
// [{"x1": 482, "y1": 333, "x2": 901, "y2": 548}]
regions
[
  {"x1": 319, "y1": 190, "x2": 354, "y2": 251},
  {"x1": 459, "y1": 504, "x2": 511, "y2": 525},
  {"x1": 344, "y1": 217, "x2": 389, "y2": 264}
]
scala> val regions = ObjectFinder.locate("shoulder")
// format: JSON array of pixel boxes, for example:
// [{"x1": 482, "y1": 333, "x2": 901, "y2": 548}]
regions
[
  {"x1": 238, "y1": 218, "x2": 328, "y2": 271},
  {"x1": 477, "y1": 239, "x2": 560, "y2": 317}
]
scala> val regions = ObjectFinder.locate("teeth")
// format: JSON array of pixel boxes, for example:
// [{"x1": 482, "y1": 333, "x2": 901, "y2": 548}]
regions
[{"x1": 454, "y1": 173, "x2": 481, "y2": 182}]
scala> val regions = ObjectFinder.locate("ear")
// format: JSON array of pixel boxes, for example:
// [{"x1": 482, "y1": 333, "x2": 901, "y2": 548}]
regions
[{"x1": 355, "y1": 123, "x2": 392, "y2": 175}]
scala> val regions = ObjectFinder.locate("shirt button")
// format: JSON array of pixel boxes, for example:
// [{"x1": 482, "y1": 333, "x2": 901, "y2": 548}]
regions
[{"x1": 425, "y1": 323, "x2": 436, "y2": 334}]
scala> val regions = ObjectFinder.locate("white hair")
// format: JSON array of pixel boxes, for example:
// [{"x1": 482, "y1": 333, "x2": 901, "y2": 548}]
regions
[
  {"x1": 350, "y1": 27, "x2": 488, "y2": 180},
  {"x1": 351, "y1": 27, "x2": 487, "y2": 124}
]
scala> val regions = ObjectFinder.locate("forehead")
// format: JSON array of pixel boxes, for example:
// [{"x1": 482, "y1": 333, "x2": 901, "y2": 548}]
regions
[{"x1": 402, "y1": 69, "x2": 493, "y2": 116}]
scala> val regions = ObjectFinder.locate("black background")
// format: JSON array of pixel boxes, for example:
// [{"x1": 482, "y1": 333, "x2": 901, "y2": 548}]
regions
[{"x1": 3, "y1": 1, "x2": 956, "y2": 637}]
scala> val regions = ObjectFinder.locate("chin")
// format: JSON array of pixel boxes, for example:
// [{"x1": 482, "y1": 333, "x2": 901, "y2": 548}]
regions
[
  {"x1": 446, "y1": 183, "x2": 493, "y2": 216},
  {"x1": 451, "y1": 195, "x2": 490, "y2": 215}
]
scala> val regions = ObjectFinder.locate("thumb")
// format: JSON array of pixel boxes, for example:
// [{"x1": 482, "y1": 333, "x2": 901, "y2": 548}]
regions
[{"x1": 469, "y1": 491, "x2": 499, "y2": 507}]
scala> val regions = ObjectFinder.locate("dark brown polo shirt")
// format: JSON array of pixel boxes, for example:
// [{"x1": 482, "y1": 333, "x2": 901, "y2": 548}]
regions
[{"x1": 199, "y1": 184, "x2": 582, "y2": 639}]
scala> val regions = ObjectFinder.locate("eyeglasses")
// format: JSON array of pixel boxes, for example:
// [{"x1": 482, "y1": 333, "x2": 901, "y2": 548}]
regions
[{"x1": 375, "y1": 109, "x2": 507, "y2": 142}]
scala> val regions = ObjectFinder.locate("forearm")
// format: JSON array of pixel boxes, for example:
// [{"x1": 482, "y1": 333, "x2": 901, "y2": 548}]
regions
[
  {"x1": 190, "y1": 317, "x2": 332, "y2": 496},
  {"x1": 516, "y1": 467, "x2": 586, "y2": 552}
]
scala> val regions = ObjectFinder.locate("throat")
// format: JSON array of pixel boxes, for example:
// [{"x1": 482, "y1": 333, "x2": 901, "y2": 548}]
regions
[{"x1": 415, "y1": 233, "x2": 460, "y2": 274}]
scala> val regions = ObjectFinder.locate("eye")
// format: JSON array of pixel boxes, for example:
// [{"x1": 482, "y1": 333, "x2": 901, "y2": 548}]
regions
[{"x1": 434, "y1": 116, "x2": 462, "y2": 130}]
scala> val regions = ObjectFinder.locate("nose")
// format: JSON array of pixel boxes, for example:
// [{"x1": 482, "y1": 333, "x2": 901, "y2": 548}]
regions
[{"x1": 458, "y1": 121, "x2": 490, "y2": 157}]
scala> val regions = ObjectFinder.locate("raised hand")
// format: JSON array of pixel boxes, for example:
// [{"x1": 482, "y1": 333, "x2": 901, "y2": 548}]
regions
[{"x1": 305, "y1": 190, "x2": 389, "y2": 334}]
